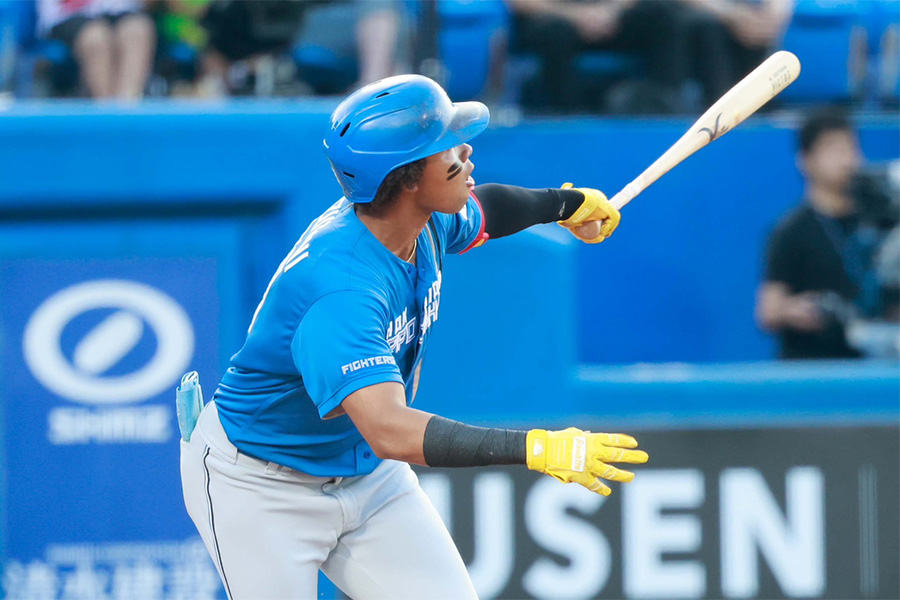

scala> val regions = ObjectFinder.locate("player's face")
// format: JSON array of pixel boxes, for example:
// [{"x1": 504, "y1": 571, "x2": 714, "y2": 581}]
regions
[{"x1": 414, "y1": 144, "x2": 475, "y2": 214}]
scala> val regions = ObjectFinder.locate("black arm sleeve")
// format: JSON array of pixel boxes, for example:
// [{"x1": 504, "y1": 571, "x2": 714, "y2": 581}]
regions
[
  {"x1": 423, "y1": 415, "x2": 527, "y2": 467},
  {"x1": 474, "y1": 183, "x2": 584, "y2": 239}
]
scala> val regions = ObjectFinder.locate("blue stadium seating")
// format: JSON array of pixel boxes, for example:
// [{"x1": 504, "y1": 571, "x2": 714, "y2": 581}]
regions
[
  {"x1": 4, "y1": 0, "x2": 72, "y2": 97},
  {"x1": 290, "y1": 0, "x2": 510, "y2": 102},
  {"x1": 3, "y1": 0, "x2": 899, "y2": 107},
  {"x1": 291, "y1": 1, "x2": 420, "y2": 96},
  {"x1": 862, "y1": 0, "x2": 899, "y2": 105},
  {"x1": 501, "y1": 6, "x2": 644, "y2": 109},
  {"x1": 780, "y1": 0, "x2": 866, "y2": 103},
  {"x1": 436, "y1": 0, "x2": 507, "y2": 101},
  {"x1": 412, "y1": 0, "x2": 648, "y2": 106},
  {"x1": 0, "y1": 0, "x2": 16, "y2": 92},
  {"x1": 292, "y1": 43, "x2": 357, "y2": 95},
  {"x1": 8, "y1": 0, "x2": 201, "y2": 98},
  {"x1": 501, "y1": 50, "x2": 642, "y2": 110}
]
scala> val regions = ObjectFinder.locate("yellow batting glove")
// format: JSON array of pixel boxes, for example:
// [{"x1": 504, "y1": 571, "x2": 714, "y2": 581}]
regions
[
  {"x1": 526, "y1": 427, "x2": 648, "y2": 496},
  {"x1": 557, "y1": 183, "x2": 621, "y2": 244}
]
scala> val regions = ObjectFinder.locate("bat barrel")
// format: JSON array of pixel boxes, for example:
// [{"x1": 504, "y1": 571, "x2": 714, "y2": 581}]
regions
[{"x1": 609, "y1": 51, "x2": 801, "y2": 211}]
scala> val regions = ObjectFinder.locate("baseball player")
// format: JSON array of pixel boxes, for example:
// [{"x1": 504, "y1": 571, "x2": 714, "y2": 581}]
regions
[{"x1": 180, "y1": 74, "x2": 648, "y2": 599}]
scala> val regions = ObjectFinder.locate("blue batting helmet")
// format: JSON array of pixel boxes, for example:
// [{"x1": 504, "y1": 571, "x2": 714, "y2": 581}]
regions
[{"x1": 323, "y1": 75, "x2": 490, "y2": 203}]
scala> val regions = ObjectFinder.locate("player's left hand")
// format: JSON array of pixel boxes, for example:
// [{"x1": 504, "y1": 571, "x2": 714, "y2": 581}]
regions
[
  {"x1": 557, "y1": 183, "x2": 621, "y2": 244},
  {"x1": 526, "y1": 427, "x2": 649, "y2": 496}
]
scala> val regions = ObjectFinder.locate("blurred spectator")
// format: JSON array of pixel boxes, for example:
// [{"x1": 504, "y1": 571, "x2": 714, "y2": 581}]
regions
[
  {"x1": 152, "y1": 0, "x2": 213, "y2": 94},
  {"x1": 756, "y1": 109, "x2": 898, "y2": 360},
  {"x1": 38, "y1": 0, "x2": 156, "y2": 99},
  {"x1": 681, "y1": 0, "x2": 794, "y2": 106},
  {"x1": 198, "y1": 0, "x2": 306, "y2": 96},
  {"x1": 507, "y1": 0, "x2": 690, "y2": 114},
  {"x1": 292, "y1": 0, "x2": 402, "y2": 95},
  {"x1": 177, "y1": 0, "x2": 401, "y2": 98}
]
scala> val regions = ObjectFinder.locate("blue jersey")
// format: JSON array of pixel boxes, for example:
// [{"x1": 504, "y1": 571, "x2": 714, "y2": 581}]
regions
[{"x1": 213, "y1": 196, "x2": 485, "y2": 477}]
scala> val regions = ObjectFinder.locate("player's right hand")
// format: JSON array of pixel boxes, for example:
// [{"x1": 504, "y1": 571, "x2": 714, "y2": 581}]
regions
[
  {"x1": 557, "y1": 183, "x2": 621, "y2": 244},
  {"x1": 783, "y1": 292, "x2": 825, "y2": 332},
  {"x1": 525, "y1": 427, "x2": 648, "y2": 496}
]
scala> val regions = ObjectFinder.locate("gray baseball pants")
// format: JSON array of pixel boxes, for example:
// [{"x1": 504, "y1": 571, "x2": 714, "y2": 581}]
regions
[{"x1": 180, "y1": 401, "x2": 478, "y2": 600}]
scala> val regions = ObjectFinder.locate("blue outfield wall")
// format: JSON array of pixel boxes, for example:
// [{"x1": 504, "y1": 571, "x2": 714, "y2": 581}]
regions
[
  {"x1": 1, "y1": 102, "x2": 897, "y2": 363},
  {"x1": 0, "y1": 102, "x2": 897, "y2": 599}
]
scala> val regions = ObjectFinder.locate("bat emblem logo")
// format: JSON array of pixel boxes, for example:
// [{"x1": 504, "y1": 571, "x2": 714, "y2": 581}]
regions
[{"x1": 699, "y1": 113, "x2": 729, "y2": 142}]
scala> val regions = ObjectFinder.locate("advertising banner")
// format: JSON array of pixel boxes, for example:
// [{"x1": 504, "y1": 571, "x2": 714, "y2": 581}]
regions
[
  {"x1": 417, "y1": 425, "x2": 899, "y2": 600},
  {"x1": 0, "y1": 225, "x2": 237, "y2": 600}
]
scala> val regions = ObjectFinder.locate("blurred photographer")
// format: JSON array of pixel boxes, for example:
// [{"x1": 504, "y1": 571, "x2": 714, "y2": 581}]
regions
[{"x1": 756, "y1": 109, "x2": 899, "y2": 360}]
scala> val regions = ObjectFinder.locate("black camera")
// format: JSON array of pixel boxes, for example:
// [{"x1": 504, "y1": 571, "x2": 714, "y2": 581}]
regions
[{"x1": 850, "y1": 161, "x2": 900, "y2": 229}]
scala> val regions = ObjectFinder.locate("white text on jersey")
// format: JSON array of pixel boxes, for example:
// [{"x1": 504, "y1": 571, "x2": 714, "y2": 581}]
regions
[
  {"x1": 248, "y1": 201, "x2": 343, "y2": 333},
  {"x1": 386, "y1": 308, "x2": 417, "y2": 353},
  {"x1": 341, "y1": 355, "x2": 397, "y2": 375},
  {"x1": 283, "y1": 201, "x2": 344, "y2": 273},
  {"x1": 419, "y1": 272, "x2": 442, "y2": 342}
]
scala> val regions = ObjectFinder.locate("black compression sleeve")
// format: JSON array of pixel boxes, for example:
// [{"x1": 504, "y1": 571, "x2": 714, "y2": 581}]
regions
[
  {"x1": 423, "y1": 415, "x2": 527, "y2": 467},
  {"x1": 474, "y1": 183, "x2": 584, "y2": 239}
]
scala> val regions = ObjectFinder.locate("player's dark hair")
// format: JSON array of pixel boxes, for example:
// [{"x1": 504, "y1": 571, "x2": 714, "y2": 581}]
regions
[
  {"x1": 361, "y1": 158, "x2": 428, "y2": 214},
  {"x1": 798, "y1": 108, "x2": 854, "y2": 156}
]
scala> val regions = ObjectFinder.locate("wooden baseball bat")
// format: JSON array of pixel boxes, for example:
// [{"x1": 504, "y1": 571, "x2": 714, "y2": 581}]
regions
[{"x1": 608, "y1": 51, "x2": 801, "y2": 210}]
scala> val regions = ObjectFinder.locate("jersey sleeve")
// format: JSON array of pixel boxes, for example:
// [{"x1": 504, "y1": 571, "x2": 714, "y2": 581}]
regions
[
  {"x1": 292, "y1": 291, "x2": 403, "y2": 418},
  {"x1": 432, "y1": 193, "x2": 488, "y2": 255}
]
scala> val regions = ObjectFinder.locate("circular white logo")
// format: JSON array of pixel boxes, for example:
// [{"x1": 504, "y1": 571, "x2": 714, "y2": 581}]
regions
[{"x1": 23, "y1": 280, "x2": 195, "y2": 405}]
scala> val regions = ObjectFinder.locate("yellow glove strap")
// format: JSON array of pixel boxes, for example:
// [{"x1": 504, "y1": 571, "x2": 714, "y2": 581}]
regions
[
  {"x1": 557, "y1": 183, "x2": 621, "y2": 243},
  {"x1": 557, "y1": 183, "x2": 602, "y2": 227},
  {"x1": 526, "y1": 428, "x2": 583, "y2": 477}
]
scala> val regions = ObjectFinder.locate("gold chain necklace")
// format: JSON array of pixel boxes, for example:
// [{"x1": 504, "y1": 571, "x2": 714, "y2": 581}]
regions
[{"x1": 405, "y1": 239, "x2": 417, "y2": 263}]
